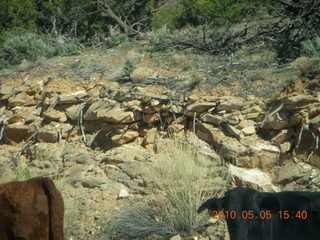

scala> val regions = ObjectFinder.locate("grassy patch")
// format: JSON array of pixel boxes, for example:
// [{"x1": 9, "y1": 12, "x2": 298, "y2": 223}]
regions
[
  {"x1": 14, "y1": 166, "x2": 33, "y2": 181},
  {"x1": 63, "y1": 196, "x2": 83, "y2": 239}
]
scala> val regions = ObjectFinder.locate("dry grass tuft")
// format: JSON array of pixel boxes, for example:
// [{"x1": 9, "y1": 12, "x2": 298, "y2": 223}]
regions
[
  {"x1": 100, "y1": 139, "x2": 229, "y2": 239},
  {"x1": 291, "y1": 57, "x2": 320, "y2": 75},
  {"x1": 148, "y1": 140, "x2": 229, "y2": 233}
]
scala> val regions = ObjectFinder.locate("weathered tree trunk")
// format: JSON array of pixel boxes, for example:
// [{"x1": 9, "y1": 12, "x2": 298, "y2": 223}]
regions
[{"x1": 97, "y1": 0, "x2": 139, "y2": 37}]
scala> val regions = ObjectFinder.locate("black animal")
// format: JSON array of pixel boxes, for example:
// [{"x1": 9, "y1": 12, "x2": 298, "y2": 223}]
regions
[{"x1": 198, "y1": 187, "x2": 320, "y2": 240}]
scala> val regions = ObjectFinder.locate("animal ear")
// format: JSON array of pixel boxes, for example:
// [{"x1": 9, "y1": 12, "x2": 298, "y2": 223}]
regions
[
  {"x1": 197, "y1": 197, "x2": 224, "y2": 213},
  {"x1": 258, "y1": 194, "x2": 280, "y2": 213}
]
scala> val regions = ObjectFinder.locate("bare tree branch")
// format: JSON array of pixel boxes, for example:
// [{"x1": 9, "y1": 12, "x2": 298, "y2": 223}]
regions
[{"x1": 97, "y1": 0, "x2": 141, "y2": 37}]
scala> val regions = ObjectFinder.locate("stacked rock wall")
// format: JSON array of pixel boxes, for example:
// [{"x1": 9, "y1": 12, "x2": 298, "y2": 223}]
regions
[{"x1": 1, "y1": 79, "x2": 320, "y2": 190}]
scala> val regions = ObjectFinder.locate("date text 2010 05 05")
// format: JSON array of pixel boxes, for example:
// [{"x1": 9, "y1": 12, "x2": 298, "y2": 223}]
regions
[{"x1": 211, "y1": 210, "x2": 308, "y2": 220}]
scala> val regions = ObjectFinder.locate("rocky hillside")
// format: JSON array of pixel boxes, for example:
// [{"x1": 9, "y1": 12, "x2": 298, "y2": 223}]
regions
[{"x1": 0, "y1": 46, "x2": 320, "y2": 240}]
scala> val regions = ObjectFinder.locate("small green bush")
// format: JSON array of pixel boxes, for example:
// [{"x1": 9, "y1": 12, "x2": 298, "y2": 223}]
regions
[
  {"x1": 107, "y1": 27, "x2": 128, "y2": 48},
  {"x1": 0, "y1": 0, "x2": 39, "y2": 34},
  {"x1": 123, "y1": 58, "x2": 137, "y2": 77},
  {"x1": 190, "y1": 74, "x2": 203, "y2": 89},
  {"x1": 303, "y1": 35, "x2": 320, "y2": 59}
]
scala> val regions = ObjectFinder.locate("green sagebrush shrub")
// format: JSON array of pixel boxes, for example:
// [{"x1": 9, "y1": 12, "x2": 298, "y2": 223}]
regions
[
  {"x1": 304, "y1": 35, "x2": 320, "y2": 59},
  {"x1": 0, "y1": 33, "x2": 79, "y2": 69},
  {"x1": 3, "y1": 34, "x2": 49, "y2": 65},
  {"x1": 107, "y1": 27, "x2": 128, "y2": 48}
]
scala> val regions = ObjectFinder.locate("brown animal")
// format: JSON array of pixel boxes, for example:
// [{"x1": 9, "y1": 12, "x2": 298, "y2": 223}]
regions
[{"x1": 0, "y1": 177, "x2": 64, "y2": 240}]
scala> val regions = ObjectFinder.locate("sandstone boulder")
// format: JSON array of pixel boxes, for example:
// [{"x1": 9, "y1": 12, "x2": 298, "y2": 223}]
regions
[
  {"x1": 142, "y1": 127, "x2": 158, "y2": 146},
  {"x1": 80, "y1": 177, "x2": 108, "y2": 188},
  {"x1": 0, "y1": 85, "x2": 14, "y2": 100},
  {"x1": 282, "y1": 94, "x2": 318, "y2": 105},
  {"x1": 185, "y1": 102, "x2": 216, "y2": 116},
  {"x1": 38, "y1": 127, "x2": 59, "y2": 143},
  {"x1": 5, "y1": 123, "x2": 36, "y2": 143},
  {"x1": 225, "y1": 124, "x2": 243, "y2": 140},
  {"x1": 241, "y1": 126, "x2": 256, "y2": 136},
  {"x1": 244, "y1": 137, "x2": 280, "y2": 168},
  {"x1": 57, "y1": 90, "x2": 87, "y2": 104},
  {"x1": 42, "y1": 109, "x2": 67, "y2": 122},
  {"x1": 8, "y1": 92, "x2": 34, "y2": 107},
  {"x1": 66, "y1": 104, "x2": 81, "y2": 121},
  {"x1": 260, "y1": 112, "x2": 289, "y2": 130},
  {"x1": 7, "y1": 114, "x2": 25, "y2": 124},
  {"x1": 83, "y1": 99, "x2": 116, "y2": 120},
  {"x1": 278, "y1": 162, "x2": 303, "y2": 184},
  {"x1": 98, "y1": 108, "x2": 142, "y2": 123},
  {"x1": 217, "y1": 97, "x2": 245, "y2": 111},
  {"x1": 111, "y1": 130, "x2": 139, "y2": 145},
  {"x1": 201, "y1": 113, "x2": 223, "y2": 126},
  {"x1": 242, "y1": 105, "x2": 263, "y2": 119},
  {"x1": 280, "y1": 142, "x2": 291, "y2": 153},
  {"x1": 100, "y1": 144, "x2": 146, "y2": 164},
  {"x1": 118, "y1": 188, "x2": 130, "y2": 199},
  {"x1": 229, "y1": 164, "x2": 279, "y2": 192}
]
